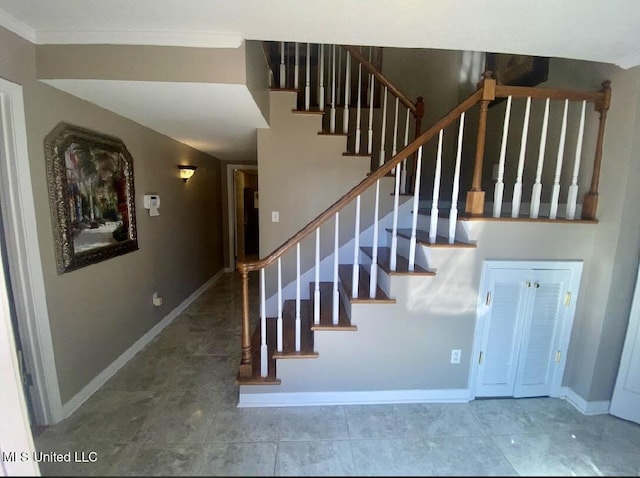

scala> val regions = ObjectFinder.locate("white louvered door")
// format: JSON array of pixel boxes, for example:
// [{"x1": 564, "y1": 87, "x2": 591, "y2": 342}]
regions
[
  {"x1": 513, "y1": 269, "x2": 571, "y2": 397},
  {"x1": 476, "y1": 266, "x2": 574, "y2": 398},
  {"x1": 476, "y1": 269, "x2": 529, "y2": 397}
]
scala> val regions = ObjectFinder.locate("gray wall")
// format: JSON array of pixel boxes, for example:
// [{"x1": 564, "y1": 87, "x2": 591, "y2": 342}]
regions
[{"x1": 0, "y1": 26, "x2": 225, "y2": 405}]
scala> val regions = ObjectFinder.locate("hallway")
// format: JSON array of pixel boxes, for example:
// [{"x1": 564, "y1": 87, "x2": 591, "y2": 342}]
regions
[{"x1": 34, "y1": 272, "x2": 640, "y2": 476}]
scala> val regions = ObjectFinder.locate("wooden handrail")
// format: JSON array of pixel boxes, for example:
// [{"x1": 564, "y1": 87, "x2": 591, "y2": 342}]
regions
[
  {"x1": 495, "y1": 84, "x2": 604, "y2": 104},
  {"x1": 237, "y1": 89, "x2": 483, "y2": 274},
  {"x1": 343, "y1": 45, "x2": 417, "y2": 114}
]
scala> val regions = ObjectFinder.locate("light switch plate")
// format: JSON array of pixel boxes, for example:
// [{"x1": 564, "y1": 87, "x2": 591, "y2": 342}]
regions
[{"x1": 272, "y1": 211, "x2": 279, "y2": 222}]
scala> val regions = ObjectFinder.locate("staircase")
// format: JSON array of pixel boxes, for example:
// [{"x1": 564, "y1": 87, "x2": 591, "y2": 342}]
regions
[{"x1": 236, "y1": 41, "x2": 611, "y2": 405}]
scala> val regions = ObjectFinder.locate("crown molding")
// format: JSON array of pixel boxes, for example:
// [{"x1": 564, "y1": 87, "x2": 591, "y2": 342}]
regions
[
  {"x1": 0, "y1": 10, "x2": 36, "y2": 42},
  {"x1": 35, "y1": 29, "x2": 243, "y2": 48}
]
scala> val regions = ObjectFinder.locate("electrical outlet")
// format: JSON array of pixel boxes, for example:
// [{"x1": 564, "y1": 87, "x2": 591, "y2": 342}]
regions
[
  {"x1": 272, "y1": 211, "x2": 279, "y2": 223},
  {"x1": 451, "y1": 349, "x2": 461, "y2": 364}
]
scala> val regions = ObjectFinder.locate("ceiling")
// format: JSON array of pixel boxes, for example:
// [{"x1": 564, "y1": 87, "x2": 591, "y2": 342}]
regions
[{"x1": 1, "y1": 0, "x2": 639, "y2": 161}]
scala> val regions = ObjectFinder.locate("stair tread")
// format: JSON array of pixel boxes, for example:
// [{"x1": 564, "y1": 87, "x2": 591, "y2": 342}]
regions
[
  {"x1": 236, "y1": 316, "x2": 281, "y2": 385},
  {"x1": 338, "y1": 264, "x2": 395, "y2": 303},
  {"x1": 318, "y1": 131, "x2": 349, "y2": 136},
  {"x1": 309, "y1": 282, "x2": 357, "y2": 331},
  {"x1": 391, "y1": 228, "x2": 476, "y2": 248},
  {"x1": 343, "y1": 152, "x2": 372, "y2": 157},
  {"x1": 360, "y1": 247, "x2": 435, "y2": 275},
  {"x1": 270, "y1": 87, "x2": 300, "y2": 92},
  {"x1": 293, "y1": 108, "x2": 326, "y2": 115},
  {"x1": 274, "y1": 300, "x2": 318, "y2": 358}
]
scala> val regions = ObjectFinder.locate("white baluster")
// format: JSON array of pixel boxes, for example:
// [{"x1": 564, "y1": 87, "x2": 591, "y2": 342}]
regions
[
  {"x1": 277, "y1": 257, "x2": 283, "y2": 352},
  {"x1": 379, "y1": 87, "x2": 388, "y2": 167},
  {"x1": 279, "y1": 42, "x2": 286, "y2": 89},
  {"x1": 336, "y1": 48, "x2": 342, "y2": 110},
  {"x1": 314, "y1": 228, "x2": 320, "y2": 325},
  {"x1": 493, "y1": 95, "x2": 513, "y2": 218},
  {"x1": 295, "y1": 243, "x2": 301, "y2": 352},
  {"x1": 390, "y1": 155, "x2": 401, "y2": 271},
  {"x1": 401, "y1": 108, "x2": 410, "y2": 194},
  {"x1": 369, "y1": 180, "x2": 380, "y2": 298},
  {"x1": 391, "y1": 97, "x2": 399, "y2": 174},
  {"x1": 260, "y1": 268, "x2": 268, "y2": 377},
  {"x1": 367, "y1": 72, "x2": 374, "y2": 155},
  {"x1": 429, "y1": 130, "x2": 444, "y2": 244},
  {"x1": 333, "y1": 212, "x2": 340, "y2": 324},
  {"x1": 343, "y1": 51, "x2": 351, "y2": 134},
  {"x1": 304, "y1": 43, "x2": 310, "y2": 111},
  {"x1": 550, "y1": 99, "x2": 569, "y2": 220},
  {"x1": 512, "y1": 96, "x2": 532, "y2": 218},
  {"x1": 566, "y1": 100, "x2": 587, "y2": 220},
  {"x1": 354, "y1": 61, "x2": 362, "y2": 153},
  {"x1": 408, "y1": 146, "x2": 423, "y2": 272},
  {"x1": 318, "y1": 44, "x2": 325, "y2": 110},
  {"x1": 449, "y1": 112, "x2": 465, "y2": 244},
  {"x1": 294, "y1": 42, "x2": 300, "y2": 90},
  {"x1": 352, "y1": 195, "x2": 361, "y2": 298},
  {"x1": 530, "y1": 98, "x2": 550, "y2": 218},
  {"x1": 330, "y1": 45, "x2": 336, "y2": 133}
]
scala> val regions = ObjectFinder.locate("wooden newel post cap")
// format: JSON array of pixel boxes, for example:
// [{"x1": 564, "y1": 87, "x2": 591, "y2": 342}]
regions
[
  {"x1": 601, "y1": 80, "x2": 612, "y2": 91},
  {"x1": 482, "y1": 70, "x2": 494, "y2": 80}
]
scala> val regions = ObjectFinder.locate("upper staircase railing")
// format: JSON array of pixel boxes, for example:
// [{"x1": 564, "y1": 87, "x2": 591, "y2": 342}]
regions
[{"x1": 238, "y1": 55, "x2": 611, "y2": 381}]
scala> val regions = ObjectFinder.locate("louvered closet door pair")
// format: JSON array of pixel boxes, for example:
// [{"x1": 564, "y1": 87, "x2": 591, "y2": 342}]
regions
[{"x1": 475, "y1": 268, "x2": 573, "y2": 398}]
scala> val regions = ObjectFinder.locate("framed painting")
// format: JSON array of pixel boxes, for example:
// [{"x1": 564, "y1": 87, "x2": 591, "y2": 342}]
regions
[
  {"x1": 44, "y1": 123, "x2": 138, "y2": 274},
  {"x1": 485, "y1": 53, "x2": 549, "y2": 87}
]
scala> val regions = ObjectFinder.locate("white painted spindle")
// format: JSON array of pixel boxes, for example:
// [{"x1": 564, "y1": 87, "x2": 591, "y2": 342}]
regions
[
  {"x1": 408, "y1": 146, "x2": 423, "y2": 271},
  {"x1": 260, "y1": 268, "x2": 267, "y2": 377},
  {"x1": 330, "y1": 45, "x2": 336, "y2": 133},
  {"x1": 336, "y1": 48, "x2": 342, "y2": 109},
  {"x1": 279, "y1": 42, "x2": 286, "y2": 88},
  {"x1": 333, "y1": 212, "x2": 340, "y2": 324},
  {"x1": 314, "y1": 228, "x2": 320, "y2": 325},
  {"x1": 295, "y1": 243, "x2": 301, "y2": 351},
  {"x1": 550, "y1": 99, "x2": 569, "y2": 220},
  {"x1": 343, "y1": 52, "x2": 351, "y2": 134},
  {"x1": 304, "y1": 43, "x2": 310, "y2": 110},
  {"x1": 367, "y1": 73, "x2": 374, "y2": 154},
  {"x1": 429, "y1": 130, "x2": 444, "y2": 244},
  {"x1": 449, "y1": 112, "x2": 465, "y2": 244},
  {"x1": 294, "y1": 42, "x2": 300, "y2": 90},
  {"x1": 493, "y1": 95, "x2": 513, "y2": 218},
  {"x1": 530, "y1": 98, "x2": 550, "y2": 218},
  {"x1": 370, "y1": 180, "x2": 380, "y2": 298},
  {"x1": 390, "y1": 155, "x2": 400, "y2": 272},
  {"x1": 277, "y1": 257, "x2": 283, "y2": 352},
  {"x1": 379, "y1": 87, "x2": 388, "y2": 167},
  {"x1": 318, "y1": 44, "x2": 325, "y2": 110},
  {"x1": 566, "y1": 100, "x2": 587, "y2": 220},
  {"x1": 400, "y1": 108, "x2": 410, "y2": 194},
  {"x1": 511, "y1": 96, "x2": 532, "y2": 218},
  {"x1": 355, "y1": 61, "x2": 362, "y2": 153},
  {"x1": 391, "y1": 97, "x2": 399, "y2": 174},
  {"x1": 352, "y1": 195, "x2": 361, "y2": 298}
]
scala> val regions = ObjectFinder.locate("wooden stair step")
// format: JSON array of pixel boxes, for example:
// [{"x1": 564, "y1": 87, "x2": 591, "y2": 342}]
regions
[
  {"x1": 360, "y1": 247, "x2": 435, "y2": 276},
  {"x1": 273, "y1": 299, "x2": 319, "y2": 359},
  {"x1": 309, "y1": 282, "x2": 357, "y2": 331},
  {"x1": 236, "y1": 316, "x2": 281, "y2": 385},
  {"x1": 293, "y1": 108, "x2": 326, "y2": 115},
  {"x1": 343, "y1": 152, "x2": 372, "y2": 157},
  {"x1": 270, "y1": 87, "x2": 300, "y2": 93},
  {"x1": 338, "y1": 264, "x2": 396, "y2": 303},
  {"x1": 391, "y1": 228, "x2": 476, "y2": 248},
  {"x1": 318, "y1": 131, "x2": 349, "y2": 136}
]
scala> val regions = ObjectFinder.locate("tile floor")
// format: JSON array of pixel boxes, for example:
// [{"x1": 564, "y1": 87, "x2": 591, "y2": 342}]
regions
[{"x1": 34, "y1": 272, "x2": 640, "y2": 476}]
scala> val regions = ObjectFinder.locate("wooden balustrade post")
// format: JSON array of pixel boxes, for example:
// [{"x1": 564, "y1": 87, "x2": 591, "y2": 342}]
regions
[
  {"x1": 408, "y1": 96, "x2": 424, "y2": 191},
  {"x1": 581, "y1": 80, "x2": 612, "y2": 220},
  {"x1": 465, "y1": 71, "x2": 496, "y2": 216},
  {"x1": 238, "y1": 269, "x2": 253, "y2": 379}
]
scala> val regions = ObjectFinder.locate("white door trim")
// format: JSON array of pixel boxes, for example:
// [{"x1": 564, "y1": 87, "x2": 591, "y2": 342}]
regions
[
  {"x1": 0, "y1": 78, "x2": 63, "y2": 425},
  {"x1": 468, "y1": 259, "x2": 583, "y2": 401},
  {"x1": 226, "y1": 163, "x2": 258, "y2": 271}
]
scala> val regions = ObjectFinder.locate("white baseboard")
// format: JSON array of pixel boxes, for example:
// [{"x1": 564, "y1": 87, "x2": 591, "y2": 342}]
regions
[
  {"x1": 61, "y1": 269, "x2": 225, "y2": 419},
  {"x1": 238, "y1": 388, "x2": 469, "y2": 408},
  {"x1": 561, "y1": 386, "x2": 611, "y2": 415}
]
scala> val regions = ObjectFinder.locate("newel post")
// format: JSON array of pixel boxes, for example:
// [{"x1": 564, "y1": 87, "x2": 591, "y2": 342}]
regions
[
  {"x1": 465, "y1": 71, "x2": 496, "y2": 216},
  {"x1": 409, "y1": 96, "x2": 425, "y2": 191},
  {"x1": 238, "y1": 268, "x2": 253, "y2": 380},
  {"x1": 581, "y1": 80, "x2": 612, "y2": 220}
]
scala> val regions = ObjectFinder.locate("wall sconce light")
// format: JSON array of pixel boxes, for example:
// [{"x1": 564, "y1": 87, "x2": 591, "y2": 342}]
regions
[{"x1": 178, "y1": 165, "x2": 197, "y2": 183}]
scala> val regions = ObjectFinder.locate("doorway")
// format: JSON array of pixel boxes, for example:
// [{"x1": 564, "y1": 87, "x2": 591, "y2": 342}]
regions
[{"x1": 234, "y1": 169, "x2": 259, "y2": 262}]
